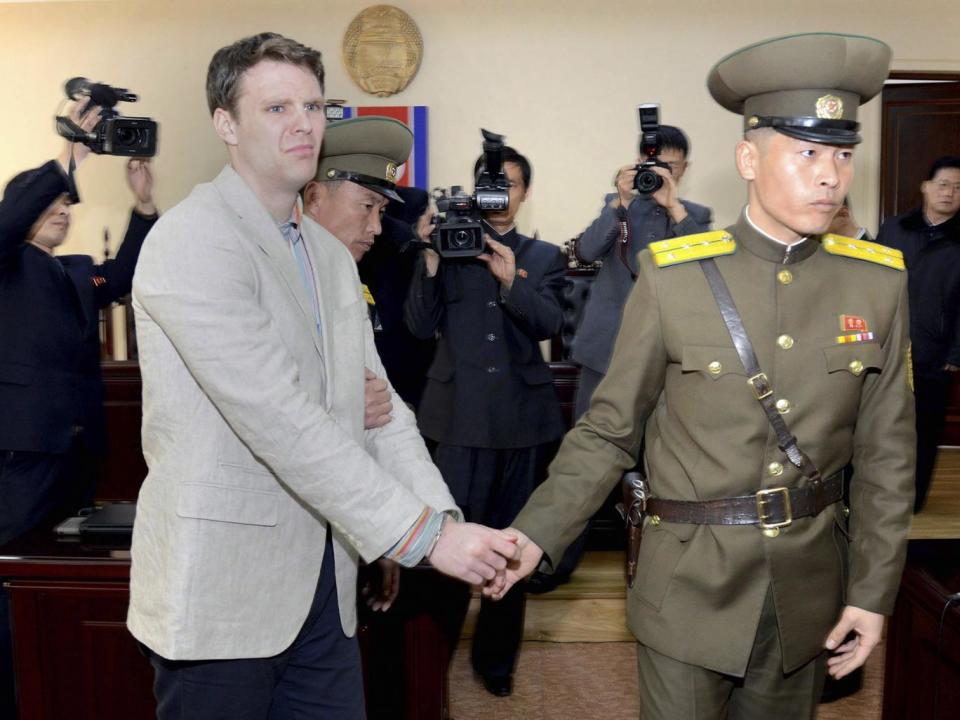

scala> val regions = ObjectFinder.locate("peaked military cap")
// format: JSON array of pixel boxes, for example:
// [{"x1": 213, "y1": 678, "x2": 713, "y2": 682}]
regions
[
  {"x1": 317, "y1": 116, "x2": 413, "y2": 202},
  {"x1": 707, "y1": 33, "x2": 892, "y2": 145}
]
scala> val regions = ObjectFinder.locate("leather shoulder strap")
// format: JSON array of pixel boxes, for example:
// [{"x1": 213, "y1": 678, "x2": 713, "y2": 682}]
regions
[{"x1": 699, "y1": 259, "x2": 826, "y2": 504}]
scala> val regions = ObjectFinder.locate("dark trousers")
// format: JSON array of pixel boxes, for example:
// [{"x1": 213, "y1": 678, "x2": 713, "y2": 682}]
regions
[
  {"x1": 914, "y1": 374, "x2": 951, "y2": 512},
  {"x1": 636, "y1": 586, "x2": 826, "y2": 720},
  {"x1": 146, "y1": 534, "x2": 365, "y2": 720},
  {"x1": 432, "y1": 442, "x2": 558, "y2": 679}
]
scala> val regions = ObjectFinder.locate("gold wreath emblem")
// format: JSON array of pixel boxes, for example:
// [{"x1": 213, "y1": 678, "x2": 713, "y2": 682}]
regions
[
  {"x1": 343, "y1": 5, "x2": 423, "y2": 97},
  {"x1": 385, "y1": 162, "x2": 398, "y2": 181},
  {"x1": 816, "y1": 94, "x2": 844, "y2": 120}
]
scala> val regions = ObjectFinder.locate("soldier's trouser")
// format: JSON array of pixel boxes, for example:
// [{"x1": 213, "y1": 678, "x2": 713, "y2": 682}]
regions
[{"x1": 636, "y1": 587, "x2": 826, "y2": 720}]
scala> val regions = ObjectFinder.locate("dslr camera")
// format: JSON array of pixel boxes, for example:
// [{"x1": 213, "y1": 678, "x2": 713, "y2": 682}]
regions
[
  {"x1": 56, "y1": 77, "x2": 158, "y2": 157},
  {"x1": 431, "y1": 129, "x2": 510, "y2": 259},
  {"x1": 633, "y1": 103, "x2": 671, "y2": 195}
]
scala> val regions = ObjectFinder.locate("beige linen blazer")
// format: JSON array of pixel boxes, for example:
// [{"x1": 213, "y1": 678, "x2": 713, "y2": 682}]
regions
[{"x1": 127, "y1": 165, "x2": 457, "y2": 660}]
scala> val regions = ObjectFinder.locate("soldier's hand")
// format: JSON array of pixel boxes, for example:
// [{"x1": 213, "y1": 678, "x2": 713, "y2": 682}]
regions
[
  {"x1": 824, "y1": 605, "x2": 885, "y2": 679},
  {"x1": 650, "y1": 165, "x2": 688, "y2": 223},
  {"x1": 427, "y1": 520, "x2": 519, "y2": 586},
  {"x1": 613, "y1": 164, "x2": 639, "y2": 208},
  {"x1": 483, "y1": 528, "x2": 543, "y2": 601},
  {"x1": 361, "y1": 558, "x2": 400, "y2": 612},
  {"x1": 477, "y1": 235, "x2": 516, "y2": 290},
  {"x1": 364, "y1": 368, "x2": 393, "y2": 429}
]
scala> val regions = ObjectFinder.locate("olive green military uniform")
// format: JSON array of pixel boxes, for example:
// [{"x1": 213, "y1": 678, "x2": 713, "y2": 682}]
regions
[{"x1": 512, "y1": 32, "x2": 915, "y2": 719}]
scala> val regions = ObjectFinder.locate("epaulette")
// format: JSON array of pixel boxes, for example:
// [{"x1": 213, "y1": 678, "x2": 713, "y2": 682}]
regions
[
  {"x1": 821, "y1": 234, "x2": 904, "y2": 271},
  {"x1": 650, "y1": 230, "x2": 736, "y2": 268}
]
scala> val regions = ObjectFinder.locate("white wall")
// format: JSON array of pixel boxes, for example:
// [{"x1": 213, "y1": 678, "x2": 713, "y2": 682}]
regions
[{"x1": 1, "y1": 0, "x2": 959, "y2": 262}]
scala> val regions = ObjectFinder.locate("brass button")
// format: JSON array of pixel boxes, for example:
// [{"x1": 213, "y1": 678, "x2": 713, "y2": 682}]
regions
[
  {"x1": 768, "y1": 462, "x2": 784, "y2": 476},
  {"x1": 842, "y1": 505, "x2": 850, "y2": 518},
  {"x1": 848, "y1": 359, "x2": 864, "y2": 376},
  {"x1": 777, "y1": 334, "x2": 794, "y2": 350},
  {"x1": 707, "y1": 361, "x2": 722, "y2": 375},
  {"x1": 650, "y1": 515, "x2": 661, "y2": 526},
  {"x1": 762, "y1": 527, "x2": 781, "y2": 538},
  {"x1": 777, "y1": 269, "x2": 793, "y2": 285},
  {"x1": 775, "y1": 398, "x2": 791, "y2": 414}
]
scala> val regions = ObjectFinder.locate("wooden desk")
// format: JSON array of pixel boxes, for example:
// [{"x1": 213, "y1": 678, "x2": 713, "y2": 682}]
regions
[{"x1": 0, "y1": 529, "x2": 154, "y2": 720}]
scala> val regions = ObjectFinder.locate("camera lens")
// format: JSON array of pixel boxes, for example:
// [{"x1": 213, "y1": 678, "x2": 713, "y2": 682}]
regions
[
  {"x1": 452, "y1": 230, "x2": 471, "y2": 248},
  {"x1": 115, "y1": 127, "x2": 143, "y2": 148},
  {"x1": 634, "y1": 168, "x2": 663, "y2": 195}
]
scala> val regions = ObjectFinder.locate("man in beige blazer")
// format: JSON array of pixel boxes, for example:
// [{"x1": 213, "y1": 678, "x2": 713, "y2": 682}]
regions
[{"x1": 126, "y1": 33, "x2": 517, "y2": 720}]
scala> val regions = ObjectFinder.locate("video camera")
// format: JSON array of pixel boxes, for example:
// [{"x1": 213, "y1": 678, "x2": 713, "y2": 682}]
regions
[
  {"x1": 633, "y1": 104, "x2": 670, "y2": 195},
  {"x1": 431, "y1": 129, "x2": 510, "y2": 259},
  {"x1": 56, "y1": 77, "x2": 158, "y2": 157}
]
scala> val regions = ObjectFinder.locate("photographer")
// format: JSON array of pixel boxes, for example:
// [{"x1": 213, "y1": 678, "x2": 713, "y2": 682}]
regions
[
  {"x1": 0, "y1": 101, "x2": 157, "y2": 545},
  {"x1": 571, "y1": 125, "x2": 712, "y2": 419},
  {"x1": 0, "y1": 98, "x2": 157, "y2": 714},
  {"x1": 405, "y1": 145, "x2": 566, "y2": 697}
]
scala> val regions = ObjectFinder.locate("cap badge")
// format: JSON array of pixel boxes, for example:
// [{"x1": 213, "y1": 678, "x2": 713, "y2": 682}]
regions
[
  {"x1": 816, "y1": 94, "x2": 844, "y2": 120},
  {"x1": 326, "y1": 169, "x2": 337, "y2": 178},
  {"x1": 747, "y1": 115, "x2": 760, "y2": 128},
  {"x1": 385, "y1": 162, "x2": 398, "y2": 181}
]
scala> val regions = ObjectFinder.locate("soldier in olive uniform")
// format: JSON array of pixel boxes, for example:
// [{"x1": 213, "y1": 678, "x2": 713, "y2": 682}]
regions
[{"x1": 490, "y1": 34, "x2": 915, "y2": 719}]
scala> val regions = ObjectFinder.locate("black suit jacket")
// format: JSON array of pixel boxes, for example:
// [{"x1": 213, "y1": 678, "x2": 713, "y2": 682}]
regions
[
  {"x1": 405, "y1": 225, "x2": 566, "y2": 448},
  {"x1": 358, "y1": 216, "x2": 437, "y2": 411},
  {"x1": 0, "y1": 160, "x2": 155, "y2": 454}
]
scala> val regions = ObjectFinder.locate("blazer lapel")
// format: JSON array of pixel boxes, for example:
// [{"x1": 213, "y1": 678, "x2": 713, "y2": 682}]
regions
[
  {"x1": 300, "y1": 219, "x2": 339, "y2": 407},
  {"x1": 211, "y1": 166, "x2": 325, "y2": 359}
]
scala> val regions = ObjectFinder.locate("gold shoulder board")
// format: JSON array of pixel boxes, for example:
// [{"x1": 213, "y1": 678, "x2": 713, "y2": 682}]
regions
[
  {"x1": 650, "y1": 230, "x2": 736, "y2": 268},
  {"x1": 821, "y1": 234, "x2": 905, "y2": 271}
]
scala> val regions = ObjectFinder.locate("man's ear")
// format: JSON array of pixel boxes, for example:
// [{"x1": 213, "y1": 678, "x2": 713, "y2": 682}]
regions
[
  {"x1": 735, "y1": 139, "x2": 759, "y2": 182},
  {"x1": 213, "y1": 107, "x2": 238, "y2": 146},
  {"x1": 302, "y1": 181, "x2": 323, "y2": 215}
]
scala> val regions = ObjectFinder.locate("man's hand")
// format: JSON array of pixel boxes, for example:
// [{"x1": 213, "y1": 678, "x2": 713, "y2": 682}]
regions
[
  {"x1": 483, "y1": 528, "x2": 543, "y2": 600},
  {"x1": 649, "y1": 166, "x2": 688, "y2": 223},
  {"x1": 126, "y1": 158, "x2": 157, "y2": 216},
  {"x1": 613, "y1": 164, "x2": 639, "y2": 208},
  {"x1": 944, "y1": 363, "x2": 959, "y2": 373},
  {"x1": 56, "y1": 99, "x2": 100, "y2": 172},
  {"x1": 824, "y1": 605, "x2": 885, "y2": 679},
  {"x1": 364, "y1": 368, "x2": 393, "y2": 429},
  {"x1": 477, "y1": 235, "x2": 516, "y2": 290},
  {"x1": 361, "y1": 558, "x2": 400, "y2": 612},
  {"x1": 427, "y1": 520, "x2": 520, "y2": 586}
]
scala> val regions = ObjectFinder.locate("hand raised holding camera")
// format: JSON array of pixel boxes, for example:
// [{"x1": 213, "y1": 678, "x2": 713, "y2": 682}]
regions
[{"x1": 477, "y1": 235, "x2": 516, "y2": 290}]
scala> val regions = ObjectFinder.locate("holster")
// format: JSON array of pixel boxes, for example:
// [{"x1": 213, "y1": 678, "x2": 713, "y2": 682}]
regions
[{"x1": 616, "y1": 470, "x2": 647, "y2": 588}]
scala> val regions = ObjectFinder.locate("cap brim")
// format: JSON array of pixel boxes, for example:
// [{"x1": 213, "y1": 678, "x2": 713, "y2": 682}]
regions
[
  {"x1": 775, "y1": 125, "x2": 861, "y2": 145},
  {"x1": 366, "y1": 184, "x2": 403, "y2": 203}
]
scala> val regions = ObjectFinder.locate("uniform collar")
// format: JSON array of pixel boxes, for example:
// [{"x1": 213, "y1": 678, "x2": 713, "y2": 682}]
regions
[
  {"x1": 481, "y1": 220, "x2": 520, "y2": 249},
  {"x1": 735, "y1": 208, "x2": 819, "y2": 265}
]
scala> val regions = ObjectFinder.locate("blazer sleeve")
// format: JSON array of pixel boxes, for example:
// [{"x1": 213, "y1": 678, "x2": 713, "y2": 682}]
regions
[
  {"x1": 404, "y1": 252, "x2": 444, "y2": 339},
  {"x1": 134, "y1": 213, "x2": 430, "y2": 563},
  {"x1": 846, "y1": 270, "x2": 916, "y2": 615},
  {"x1": 0, "y1": 160, "x2": 70, "y2": 267},
  {"x1": 94, "y1": 209, "x2": 158, "y2": 307},
  {"x1": 499, "y1": 245, "x2": 566, "y2": 340},
  {"x1": 360, "y1": 315, "x2": 462, "y2": 520}
]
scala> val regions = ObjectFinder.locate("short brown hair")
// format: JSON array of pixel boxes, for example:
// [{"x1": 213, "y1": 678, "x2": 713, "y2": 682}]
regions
[{"x1": 206, "y1": 32, "x2": 324, "y2": 116}]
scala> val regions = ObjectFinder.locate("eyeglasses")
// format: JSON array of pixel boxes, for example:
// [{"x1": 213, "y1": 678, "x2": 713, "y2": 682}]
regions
[{"x1": 930, "y1": 180, "x2": 960, "y2": 193}]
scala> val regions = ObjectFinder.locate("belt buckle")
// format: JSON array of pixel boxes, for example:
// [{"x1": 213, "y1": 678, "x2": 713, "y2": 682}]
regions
[
  {"x1": 756, "y1": 486, "x2": 792, "y2": 529},
  {"x1": 747, "y1": 372, "x2": 773, "y2": 400}
]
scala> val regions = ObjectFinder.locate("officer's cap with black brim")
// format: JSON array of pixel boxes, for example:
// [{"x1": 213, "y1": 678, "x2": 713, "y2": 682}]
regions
[
  {"x1": 707, "y1": 33, "x2": 892, "y2": 146},
  {"x1": 316, "y1": 116, "x2": 413, "y2": 203}
]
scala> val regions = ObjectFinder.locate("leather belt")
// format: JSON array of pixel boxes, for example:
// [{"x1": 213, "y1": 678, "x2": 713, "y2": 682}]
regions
[{"x1": 645, "y1": 470, "x2": 843, "y2": 529}]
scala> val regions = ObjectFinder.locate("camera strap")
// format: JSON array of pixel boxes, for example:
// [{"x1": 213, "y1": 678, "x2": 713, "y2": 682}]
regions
[{"x1": 615, "y1": 204, "x2": 638, "y2": 281}]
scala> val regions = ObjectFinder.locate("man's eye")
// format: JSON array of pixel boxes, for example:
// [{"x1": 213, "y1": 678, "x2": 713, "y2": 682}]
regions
[
  {"x1": 268, "y1": 105, "x2": 284, "y2": 113},
  {"x1": 305, "y1": 103, "x2": 323, "y2": 112},
  {"x1": 801, "y1": 149, "x2": 816, "y2": 158},
  {"x1": 837, "y1": 151, "x2": 854, "y2": 161}
]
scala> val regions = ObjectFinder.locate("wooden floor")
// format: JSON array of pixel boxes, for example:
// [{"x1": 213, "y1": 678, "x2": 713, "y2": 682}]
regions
[{"x1": 452, "y1": 449, "x2": 960, "y2": 718}]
